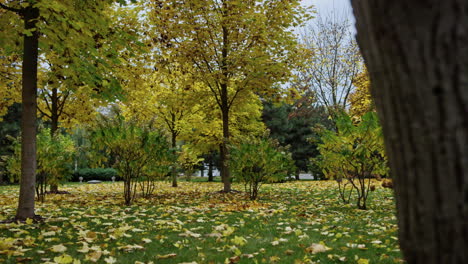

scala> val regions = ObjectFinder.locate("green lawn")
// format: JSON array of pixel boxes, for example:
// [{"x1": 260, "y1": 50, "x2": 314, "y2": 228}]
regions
[{"x1": 0, "y1": 181, "x2": 402, "y2": 263}]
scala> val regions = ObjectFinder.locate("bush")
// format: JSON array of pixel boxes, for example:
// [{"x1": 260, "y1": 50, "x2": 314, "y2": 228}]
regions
[
  {"x1": 317, "y1": 112, "x2": 388, "y2": 210},
  {"x1": 92, "y1": 109, "x2": 174, "y2": 205},
  {"x1": 71, "y1": 168, "x2": 119, "y2": 182},
  {"x1": 231, "y1": 136, "x2": 296, "y2": 200}
]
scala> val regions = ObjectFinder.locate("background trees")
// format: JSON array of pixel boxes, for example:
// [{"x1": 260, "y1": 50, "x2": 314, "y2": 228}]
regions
[
  {"x1": 352, "y1": 0, "x2": 468, "y2": 262},
  {"x1": 297, "y1": 12, "x2": 362, "y2": 115},
  {"x1": 148, "y1": 0, "x2": 310, "y2": 192},
  {"x1": 262, "y1": 99, "x2": 333, "y2": 179}
]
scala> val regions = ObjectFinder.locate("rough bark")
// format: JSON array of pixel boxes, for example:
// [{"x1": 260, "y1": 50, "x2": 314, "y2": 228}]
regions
[
  {"x1": 351, "y1": 1, "x2": 468, "y2": 263},
  {"x1": 16, "y1": 5, "x2": 39, "y2": 221}
]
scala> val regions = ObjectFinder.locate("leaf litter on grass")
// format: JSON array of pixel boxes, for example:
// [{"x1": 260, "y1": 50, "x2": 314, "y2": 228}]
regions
[{"x1": 0, "y1": 181, "x2": 403, "y2": 263}]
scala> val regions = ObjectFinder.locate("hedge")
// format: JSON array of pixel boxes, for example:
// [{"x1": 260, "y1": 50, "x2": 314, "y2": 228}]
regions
[{"x1": 71, "y1": 168, "x2": 119, "y2": 182}]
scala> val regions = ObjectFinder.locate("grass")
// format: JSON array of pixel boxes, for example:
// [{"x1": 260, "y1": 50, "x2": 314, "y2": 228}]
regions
[{"x1": 0, "y1": 180, "x2": 402, "y2": 263}]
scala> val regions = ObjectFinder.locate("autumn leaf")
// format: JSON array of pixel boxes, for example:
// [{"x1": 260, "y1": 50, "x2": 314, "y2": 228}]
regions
[
  {"x1": 53, "y1": 254, "x2": 74, "y2": 264},
  {"x1": 50, "y1": 244, "x2": 67, "y2": 253},
  {"x1": 357, "y1": 258, "x2": 370, "y2": 264},
  {"x1": 305, "y1": 243, "x2": 331, "y2": 254},
  {"x1": 156, "y1": 253, "x2": 177, "y2": 259}
]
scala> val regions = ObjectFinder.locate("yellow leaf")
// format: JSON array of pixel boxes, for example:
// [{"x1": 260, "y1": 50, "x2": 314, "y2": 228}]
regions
[
  {"x1": 156, "y1": 253, "x2": 177, "y2": 259},
  {"x1": 50, "y1": 244, "x2": 67, "y2": 253},
  {"x1": 230, "y1": 236, "x2": 247, "y2": 246},
  {"x1": 357, "y1": 258, "x2": 369, "y2": 264},
  {"x1": 25, "y1": 218, "x2": 33, "y2": 225},
  {"x1": 87, "y1": 250, "x2": 102, "y2": 262},
  {"x1": 305, "y1": 243, "x2": 331, "y2": 254},
  {"x1": 104, "y1": 256, "x2": 117, "y2": 264},
  {"x1": 53, "y1": 254, "x2": 74, "y2": 264}
]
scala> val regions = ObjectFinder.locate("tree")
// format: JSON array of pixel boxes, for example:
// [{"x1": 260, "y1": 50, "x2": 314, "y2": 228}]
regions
[
  {"x1": 0, "y1": 1, "x2": 40, "y2": 221},
  {"x1": 297, "y1": 12, "x2": 362, "y2": 115},
  {"x1": 317, "y1": 112, "x2": 387, "y2": 209},
  {"x1": 121, "y1": 61, "x2": 206, "y2": 188},
  {"x1": 351, "y1": 0, "x2": 468, "y2": 262},
  {"x1": 262, "y1": 98, "x2": 334, "y2": 179},
  {"x1": 349, "y1": 68, "x2": 374, "y2": 118},
  {"x1": 0, "y1": 0, "x2": 133, "y2": 220},
  {"x1": 149, "y1": 0, "x2": 310, "y2": 192}
]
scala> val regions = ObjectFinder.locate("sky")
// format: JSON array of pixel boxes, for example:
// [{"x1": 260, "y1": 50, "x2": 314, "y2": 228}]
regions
[{"x1": 303, "y1": 0, "x2": 355, "y2": 29}]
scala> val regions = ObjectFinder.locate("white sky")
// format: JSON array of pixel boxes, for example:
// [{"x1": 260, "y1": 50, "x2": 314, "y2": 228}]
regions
[{"x1": 302, "y1": 0, "x2": 355, "y2": 29}]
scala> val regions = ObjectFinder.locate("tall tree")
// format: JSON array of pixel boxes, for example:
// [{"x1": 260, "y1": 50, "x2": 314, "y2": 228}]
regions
[
  {"x1": 298, "y1": 12, "x2": 362, "y2": 115},
  {"x1": 149, "y1": 0, "x2": 310, "y2": 191},
  {"x1": 351, "y1": 1, "x2": 468, "y2": 263},
  {"x1": 121, "y1": 61, "x2": 206, "y2": 188},
  {"x1": 0, "y1": 1, "x2": 40, "y2": 221},
  {"x1": 0, "y1": 0, "x2": 130, "y2": 220},
  {"x1": 349, "y1": 68, "x2": 374, "y2": 118}
]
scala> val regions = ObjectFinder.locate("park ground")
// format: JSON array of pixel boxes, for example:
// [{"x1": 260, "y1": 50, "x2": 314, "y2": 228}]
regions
[{"x1": 0, "y1": 180, "x2": 403, "y2": 264}]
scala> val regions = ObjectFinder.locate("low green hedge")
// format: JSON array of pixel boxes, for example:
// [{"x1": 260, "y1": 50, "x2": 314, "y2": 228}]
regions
[{"x1": 71, "y1": 168, "x2": 119, "y2": 182}]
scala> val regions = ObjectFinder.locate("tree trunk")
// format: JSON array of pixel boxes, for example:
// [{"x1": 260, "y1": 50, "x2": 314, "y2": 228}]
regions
[
  {"x1": 220, "y1": 105, "x2": 231, "y2": 192},
  {"x1": 16, "y1": 6, "x2": 39, "y2": 221},
  {"x1": 49, "y1": 88, "x2": 59, "y2": 193},
  {"x1": 295, "y1": 167, "x2": 300, "y2": 180},
  {"x1": 219, "y1": 81, "x2": 231, "y2": 192},
  {"x1": 208, "y1": 155, "x2": 214, "y2": 182},
  {"x1": 171, "y1": 131, "x2": 177, "y2": 187},
  {"x1": 351, "y1": 1, "x2": 468, "y2": 263}
]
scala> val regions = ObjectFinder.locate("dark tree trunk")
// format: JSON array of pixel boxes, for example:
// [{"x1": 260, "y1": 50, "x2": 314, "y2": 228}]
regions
[
  {"x1": 351, "y1": 1, "x2": 468, "y2": 263},
  {"x1": 220, "y1": 83, "x2": 231, "y2": 192},
  {"x1": 49, "y1": 88, "x2": 59, "y2": 193},
  {"x1": 171, "y1": 130, "x2": 177, "y2": 187},
  {"x1": 16, "y1": 6, "x2": 39, "y2": 221},
  {"x1": 208, "y1": 155, "x2": 214, "y2": 182},
  {"x1": 295, "y1": 168, "x2": 300, "y2": 180}
]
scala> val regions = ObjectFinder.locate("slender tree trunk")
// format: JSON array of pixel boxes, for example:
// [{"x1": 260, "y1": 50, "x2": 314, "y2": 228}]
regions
[
  {"x1": 220, "y1": 98, "x2": 231, "y2": 192},
  {"x1": 208, "y1": 155, "x2": 214, "y2": 182},
  {"x1": 295, "y1": 167, "x2": 300, "y2": 180},
  {"x1": 16, "y1": 6, "x2": 39, "y2": 221},
  {"x1": 171, "y1": 131, "x2": 177, "y2": 187},
  {"x1": 352, "y1": 1, "x2": 468, "y2": 263},
  {"x1": 49, "y1": 88, "x2": 59, "y2": 193}
]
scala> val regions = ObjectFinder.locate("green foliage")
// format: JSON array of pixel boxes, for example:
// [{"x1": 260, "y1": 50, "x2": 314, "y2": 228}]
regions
[
  {"x1": 262, "y1": 99, "x2": 334, "y2": 178},
  {"x1": 92, "y1": 109, "x2": 174, "y2": 204},
  {"x1": 71, "y1": 168, "x2": 118, "y2": 182},
  {"x1": 4, "y1": 128, "x2": 75, "y2": 200},
  {"x1": 317, "y1": 112, "x2": 388, "y2": 209},
  {"x1": 231, "y1": 136, "x2": 296, "y2": 200}
]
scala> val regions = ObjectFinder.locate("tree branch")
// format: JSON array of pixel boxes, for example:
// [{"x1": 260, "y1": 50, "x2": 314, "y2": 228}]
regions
[{"x1": 0, "y1": 3, "x2": 22, "y2": 14}]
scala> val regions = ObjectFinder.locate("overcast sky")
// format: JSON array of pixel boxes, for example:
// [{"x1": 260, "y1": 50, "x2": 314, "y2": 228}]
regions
[{"x1": 300, "y1": 0, "x2": 356, "y2": 32}]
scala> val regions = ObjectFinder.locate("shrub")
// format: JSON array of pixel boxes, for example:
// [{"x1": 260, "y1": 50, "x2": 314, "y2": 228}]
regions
[
  {"x1": 92, "y1": 109, "x2": 174, "y2": 205},
  {"x1": 4, "y1": 129, "x2": 75, "y2": 200},
  {"x1": 317, "y1": 112, "x2": 388, "y2": 209},
  {"x1": 71, "y1": 168, "x2": 119, "y2": 182},
  {"x1": 231, "y1": 136, "x2": 296, "y2": 200}
]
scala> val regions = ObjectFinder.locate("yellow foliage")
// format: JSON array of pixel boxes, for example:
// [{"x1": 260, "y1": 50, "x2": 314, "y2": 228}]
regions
[{"x1": 349, "y1": 69, "x2": 375, "y2": 118}]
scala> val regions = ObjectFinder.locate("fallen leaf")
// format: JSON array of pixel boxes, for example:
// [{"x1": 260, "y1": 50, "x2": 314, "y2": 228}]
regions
[{"x1": 305, "y1": 243, "x2": 330, "y2": 254}]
